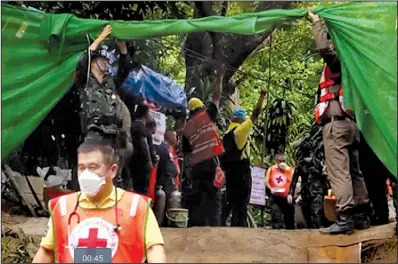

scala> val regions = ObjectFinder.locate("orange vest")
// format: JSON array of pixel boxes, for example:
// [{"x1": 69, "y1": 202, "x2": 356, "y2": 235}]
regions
[
  {"x1": 49, "y1": 191, "x2": 150, "y2": 263},
  {"x1": 314, "y1": 65, "x2": 354, "y2": 124},
  {"x1": 183, "y1": 110, "x2": 224, "y2": 166},
  {"x1": 268, "y1": 166, "x2": 294, "y2": 198}
]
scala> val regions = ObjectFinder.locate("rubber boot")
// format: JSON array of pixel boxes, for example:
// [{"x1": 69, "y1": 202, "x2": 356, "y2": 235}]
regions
[
  {"x1": 319, "y1": 211, "x2": 354, "y2": 235},
  {"x1": 354, "y1": 204, "x2": 371, "y2": 230}
]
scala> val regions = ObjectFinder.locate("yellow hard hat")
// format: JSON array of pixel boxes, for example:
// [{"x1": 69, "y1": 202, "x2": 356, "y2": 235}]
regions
[{"x1": 188, "y1": 98, "x2": 204, "y2": 111}]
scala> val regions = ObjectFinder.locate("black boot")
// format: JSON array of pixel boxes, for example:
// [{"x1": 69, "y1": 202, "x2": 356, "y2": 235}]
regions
[
  {"x1": 319, "y1": 212, "x2": 354, "y2": 235},
  {"x1": 354, "y1": 204, "x2": 371, "y2": 230}
]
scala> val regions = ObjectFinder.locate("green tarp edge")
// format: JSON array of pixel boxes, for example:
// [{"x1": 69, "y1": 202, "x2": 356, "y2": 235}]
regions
[
  {"x1": 314, "y1": 3, "x2": 397, "y2": 178},
  {"x1": 1, "y1": 2, "x2": 397, "y2": 178}
]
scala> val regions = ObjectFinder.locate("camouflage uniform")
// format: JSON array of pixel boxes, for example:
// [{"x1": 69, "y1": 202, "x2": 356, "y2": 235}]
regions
[
  {"x1": 269, "y1": 193, "x2": 295, "y2": 229},
  {"x1": 74, "y1": 49, "x2": 134, "y2": 189},
  {"x1": 290, "y1": 158, "x2": 328, "y2": 228}
]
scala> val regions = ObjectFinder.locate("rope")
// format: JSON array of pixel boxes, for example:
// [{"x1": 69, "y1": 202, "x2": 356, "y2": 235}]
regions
[{"x1": 262, "y1": 33, "x2": 273, "y2": 164}]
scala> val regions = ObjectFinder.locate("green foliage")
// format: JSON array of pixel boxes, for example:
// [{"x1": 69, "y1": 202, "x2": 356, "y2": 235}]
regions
[
  {"x1": 237, "y1": 14, "x2": 325, "y2": 164},
  {"x1": 18, "y1": 1, "x2": 192, "y2": 20},
  {"x1": 133, "y1": 35, "x2": 186, "y2": 86}
]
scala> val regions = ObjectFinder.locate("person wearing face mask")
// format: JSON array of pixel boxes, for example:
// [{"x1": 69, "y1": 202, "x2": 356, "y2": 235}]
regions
[
  {"x1": 265, "y1": 153, "x2": 295, "y2": 229},
  {"x1": 73, "y1": 25, "x2": 134, "y2": 191},
  {"x1": 308, "y1": 11, "x2": 371, "y2": 235},
  {"x1": 33, "y1": 138, "x2": 166, "y2": 263},
  {"x1": 288, "y1": 151, "x2": 328, "y2": 228}
]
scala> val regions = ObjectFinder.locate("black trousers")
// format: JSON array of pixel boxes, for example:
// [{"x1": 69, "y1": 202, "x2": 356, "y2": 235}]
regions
[
  {"x1": 222, "y1": 166, "x2": 252, "y2": 227},
  {"x1": 364, "y1": 173, "x2": 389, "y2": 225},
  {"x1": 187, "y1": 160, "x2": 221, "y2": 227},
  {"x1": 132, "y1": 167, "x2": 151, "y2": 195},
  {"x1": 359, "y1": 132, "x2": 390, "y2": 225},
  {"x1": 269, "y1": 194, "x2": 295, "y2": 229}
]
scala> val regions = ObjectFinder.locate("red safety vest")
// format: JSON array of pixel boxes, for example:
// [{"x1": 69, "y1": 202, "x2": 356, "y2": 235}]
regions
[
  {"x1": 268, "y1": 166, "x2": 294, "y2": 198},
  {"x1": 314, "y1": 65, "x2": 354, "y2": 124},
  {"x1": 386, "y1": 179, "x2": 393, "y2": 196},
  {"x1": 183, "y1": 110, "x2": 224, "y2": 166},
  {"x1": 148, "y1": 167, "x2": 158, "y2": 204},
  {"x1": 49, "y1": 191, "x2": 150, "y2": 263}
]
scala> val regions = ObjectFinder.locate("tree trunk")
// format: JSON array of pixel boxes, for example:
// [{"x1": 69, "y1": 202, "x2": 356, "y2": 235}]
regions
[{"x1": 184, "y1": 1, "x2": 293, "y2": 100}]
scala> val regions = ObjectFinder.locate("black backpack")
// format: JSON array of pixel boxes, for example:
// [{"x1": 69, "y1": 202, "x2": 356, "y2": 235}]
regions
[{"x1": 220, "y1": 127, "x2": 247, "y2": 168}]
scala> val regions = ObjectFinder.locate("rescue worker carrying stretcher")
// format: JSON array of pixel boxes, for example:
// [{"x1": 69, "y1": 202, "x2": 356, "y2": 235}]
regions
[{"x1": 308, "y1": 10, "x2": 371, "y2": 235}]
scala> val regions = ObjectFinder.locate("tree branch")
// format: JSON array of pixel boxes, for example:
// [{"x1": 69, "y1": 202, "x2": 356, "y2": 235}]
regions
[{"x1": 220, "y1": 1, "x2": 229, "y2": 16}]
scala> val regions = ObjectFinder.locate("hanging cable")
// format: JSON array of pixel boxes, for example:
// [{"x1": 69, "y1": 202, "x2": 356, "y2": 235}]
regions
[
  {"x1": 155, "y1": 38, "x2": 318, "y2": 94},
  {"x1": 262, "y1": 33, "x2": 273, "y2": 164}
]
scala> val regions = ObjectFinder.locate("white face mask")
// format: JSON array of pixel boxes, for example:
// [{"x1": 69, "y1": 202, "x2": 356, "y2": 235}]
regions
[
  {"x1": 78, "y1": 169, "x2": 106, "y2": 197},
  {"x1": 278, "y1": 162, "x2": 288, "y2": 171}
]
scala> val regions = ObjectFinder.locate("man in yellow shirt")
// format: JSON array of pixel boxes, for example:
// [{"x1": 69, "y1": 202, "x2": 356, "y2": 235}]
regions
[
  {"x1": 221, "y1": 90, "x2": 266, "y2": 227},
  {"x1": 33, "y1": 137, "x2": 165, "y2": 263}
]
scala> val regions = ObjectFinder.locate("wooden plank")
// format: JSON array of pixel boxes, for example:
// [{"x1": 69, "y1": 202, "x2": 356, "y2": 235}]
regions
[
  {"x1": 3, "y1": 165, "x2": 36, "y2": 217},
  {"x1": 4, "y1": 165, "x2": 44, "y2": 216}
]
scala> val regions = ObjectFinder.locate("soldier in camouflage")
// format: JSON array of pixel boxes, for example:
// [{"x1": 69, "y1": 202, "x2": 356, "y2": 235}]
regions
[
  {"x1": 73, "y1": 25, "x2": 134, "y2": 189},
  {"x1": 288, "y1": 152, "x2": 328, "y2": 228}
]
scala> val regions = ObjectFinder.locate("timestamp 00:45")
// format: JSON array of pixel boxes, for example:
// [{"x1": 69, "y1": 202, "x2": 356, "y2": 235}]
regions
[{"x1": 74, "y1": 247, "x2": 112, "y2": 263}]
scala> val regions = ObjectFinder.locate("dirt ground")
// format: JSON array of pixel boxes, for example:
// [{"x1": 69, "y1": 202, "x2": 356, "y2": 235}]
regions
[
  {"x1": 1, "y1": 212, "x2": 397, "y2": 263},
  {"x1": 362, "y1": 238, "x2": 397, "y2": 263}
]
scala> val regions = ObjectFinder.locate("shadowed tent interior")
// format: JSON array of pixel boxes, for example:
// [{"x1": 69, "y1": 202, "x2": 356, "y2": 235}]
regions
[{"x1": 1, "y1": 2, "x2": 397, "y2": 178}]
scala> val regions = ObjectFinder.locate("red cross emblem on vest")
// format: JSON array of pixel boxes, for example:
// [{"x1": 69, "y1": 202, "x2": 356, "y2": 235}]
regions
[
  {"x1": 78, "y1": 228, "x2": 107, "y2": 248},
  {"x1": 273, "y1": 173, "x2": 286, "y2": 186},
  {"x1": 276, "y1": 176, "x2": 283, "y2": 184},
  {"x1": 68, "y1": 218, "x2": 119, "y2": 260}
]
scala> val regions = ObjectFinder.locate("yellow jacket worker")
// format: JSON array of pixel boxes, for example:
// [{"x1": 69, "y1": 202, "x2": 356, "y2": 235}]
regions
[
  {"x1": 33, "y1": 138, "x2": 166, "y2": 263},
  {"x1": 221, "y1": 90, "x2": 266, "y2": 227}
]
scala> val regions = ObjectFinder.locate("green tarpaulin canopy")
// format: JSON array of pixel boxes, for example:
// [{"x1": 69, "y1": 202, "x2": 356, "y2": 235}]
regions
[{"x1": 1, "y1": 2, "x2": 397, "y2": 177}]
